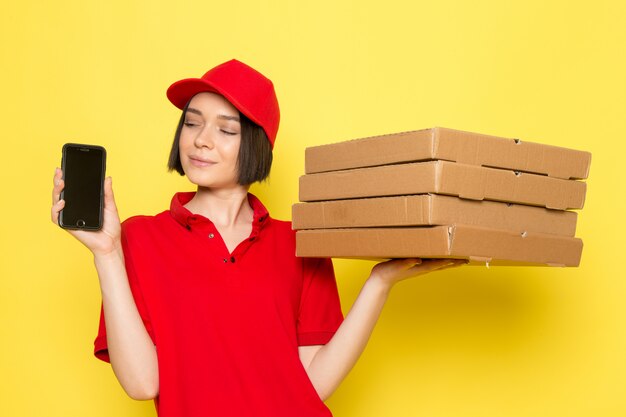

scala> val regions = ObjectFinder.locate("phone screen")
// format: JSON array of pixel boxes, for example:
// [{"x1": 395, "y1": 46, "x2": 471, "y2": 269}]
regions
[{"x1": 60, "y1": 144, "x2": 106, "y2": 230}]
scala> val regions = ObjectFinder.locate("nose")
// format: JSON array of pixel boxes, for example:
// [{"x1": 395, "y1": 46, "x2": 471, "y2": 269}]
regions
[{"x1": 194, "y1": 125, "x2": 215, "y2": 149}]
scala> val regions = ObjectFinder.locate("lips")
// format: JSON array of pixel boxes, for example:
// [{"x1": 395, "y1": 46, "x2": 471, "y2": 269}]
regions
[{"x1": 189, "y1": 155, "x2": 216, "y2": 167}]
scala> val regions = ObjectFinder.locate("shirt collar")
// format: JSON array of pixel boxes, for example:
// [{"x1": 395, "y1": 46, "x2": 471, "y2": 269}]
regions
[{"x1": 169, "y1": 191, "x2": 270, "y2": 230}]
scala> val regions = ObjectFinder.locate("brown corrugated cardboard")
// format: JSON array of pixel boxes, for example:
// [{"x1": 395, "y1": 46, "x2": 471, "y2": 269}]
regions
[
  {"x1": 305, "y1": 127, "x2": 592, "y2": 180},
  {"x1": 295, "y1": 225, "x2": 583, "y2": 266},
  {"x1": 299, "y1": 160, "x2": 586, "y2": 210},
  {"x1": 292, "y1": 194, "x2": 578, "y2": 236}
]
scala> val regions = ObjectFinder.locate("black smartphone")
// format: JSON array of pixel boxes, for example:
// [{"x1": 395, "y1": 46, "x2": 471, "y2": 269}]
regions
[{"x1": 59, "y1": 143, "x2": 107, "y2": 230}]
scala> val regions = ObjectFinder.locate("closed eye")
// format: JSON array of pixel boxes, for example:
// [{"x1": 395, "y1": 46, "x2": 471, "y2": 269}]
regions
[{"x1": 221, "y1": 129, "x2": 238, "y2": 136}]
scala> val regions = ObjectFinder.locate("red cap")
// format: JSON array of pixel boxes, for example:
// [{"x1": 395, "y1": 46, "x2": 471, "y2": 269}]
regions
[{"x1": 166, "y1": 59, "x2": 280, "y2": 148}]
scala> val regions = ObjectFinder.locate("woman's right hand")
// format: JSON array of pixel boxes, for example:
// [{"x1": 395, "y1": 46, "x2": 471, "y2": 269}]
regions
[{"x1": 51, "y1": 167, "x2": 122, "y2": 256}]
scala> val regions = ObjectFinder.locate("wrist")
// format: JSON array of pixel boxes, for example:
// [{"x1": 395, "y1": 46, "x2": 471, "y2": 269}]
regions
[
  {"x1": 93, "y1": 244, "x2": 124, "y2": 265},
  {"x1": 365, "y1": 273, "x2": 394, "y2": 296}
]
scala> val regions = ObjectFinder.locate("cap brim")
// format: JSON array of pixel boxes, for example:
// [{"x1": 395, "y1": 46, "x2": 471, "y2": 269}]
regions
[
  {"x1": 166, "y1": 77, "x2": 267, "y2": 137},
  {"x1": 166, "y1": 78, "x2": 220, "y2": 110}
]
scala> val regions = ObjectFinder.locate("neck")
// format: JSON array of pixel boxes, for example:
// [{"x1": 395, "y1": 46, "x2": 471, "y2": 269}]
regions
[{"x1": 184, "y1": 185, "x2": 253, "y2": 228}]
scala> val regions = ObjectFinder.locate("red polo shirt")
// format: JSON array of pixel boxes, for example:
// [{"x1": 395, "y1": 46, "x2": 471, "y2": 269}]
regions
[{"x1": 94, "y1": 192, "x2": 344, "y2": 417}]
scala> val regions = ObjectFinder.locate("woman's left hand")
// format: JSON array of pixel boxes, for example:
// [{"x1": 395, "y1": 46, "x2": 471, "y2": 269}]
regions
[{"x1": 368, "y1": 258, "x2": 467, "y2": 290}]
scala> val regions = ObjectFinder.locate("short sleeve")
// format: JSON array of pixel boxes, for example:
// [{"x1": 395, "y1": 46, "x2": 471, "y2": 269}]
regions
[
  {"x1": 296, "y1": 257, "x2": 344, "y2": 346},
  {"x1": 94, "y1": 220, "x2": 155, "y2": 362}
]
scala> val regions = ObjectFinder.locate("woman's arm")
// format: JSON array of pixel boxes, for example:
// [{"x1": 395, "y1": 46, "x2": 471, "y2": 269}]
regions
[
  {"x1": 95, "y1": 249, "x2": 159, "y2": 400},
  {"x1": 51, "y1": 169, "x2": 158, "y2": 400},
  {"x1": 300, "y1": 258, "x2": 465, "y2": 401}
]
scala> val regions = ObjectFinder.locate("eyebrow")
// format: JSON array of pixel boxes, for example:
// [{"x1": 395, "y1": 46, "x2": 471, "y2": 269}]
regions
[
  {"x1": 186, "y1": 107, "x2": 203, "y2": 116},
  {"x1": 218, "y1": 114, "x2": 240, "y2": 122},
  {"x1": 186, "y1": 107, "x2": 240, "y2": 122}
]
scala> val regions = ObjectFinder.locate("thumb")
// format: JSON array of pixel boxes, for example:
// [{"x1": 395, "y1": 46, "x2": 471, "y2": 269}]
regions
[{"x1": 104, "y1": 177, "x2": 117, "y2": 211}]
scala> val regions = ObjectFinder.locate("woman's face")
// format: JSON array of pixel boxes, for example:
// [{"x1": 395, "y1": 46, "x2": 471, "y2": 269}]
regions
[{"x1": 179, "y1": 92, "x2": 242, "y2": 189}]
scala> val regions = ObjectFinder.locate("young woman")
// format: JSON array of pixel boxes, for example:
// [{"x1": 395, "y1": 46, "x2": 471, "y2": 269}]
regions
[{"x1": 50, "y1": 59, "x2": 465, "y2": 417}]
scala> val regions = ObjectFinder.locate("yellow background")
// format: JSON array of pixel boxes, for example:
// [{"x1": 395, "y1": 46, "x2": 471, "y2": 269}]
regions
[{"x1": 1, "y1": 0, "x2": 625, "y2": 415}]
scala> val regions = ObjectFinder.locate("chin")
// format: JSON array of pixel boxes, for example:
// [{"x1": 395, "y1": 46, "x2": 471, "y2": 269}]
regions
[{"x1": 184, "y1": 169, "x2": 240, "y2": 190}]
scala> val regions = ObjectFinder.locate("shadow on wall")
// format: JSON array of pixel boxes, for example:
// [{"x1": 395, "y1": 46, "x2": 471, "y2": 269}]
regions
[
  {"x1": 386, "y1": 266, "x2": 552, "y2": 355},
  {"x1": 336, "y1": 262, "x2": 554, "y2": 355},
  {"x1": 330, "y1": 261, "x2": 558, "y2": 411}
]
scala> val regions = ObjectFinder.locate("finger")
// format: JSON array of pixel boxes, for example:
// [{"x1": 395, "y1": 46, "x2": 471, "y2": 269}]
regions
[
  {"x1": 51, "y1": 198, "x2": 65, "y2": 224},
  {"x1": 377, "y1": 258, "x2": 413, "y2": 271},
  {"x1": 408, "y1": 259, "x2": 458, "y2": 273},
  {"x1": 52, "y1": 167, "x2": 61, "y2": 200},
  {"x1": 433, "y1": 260, "x2": 467, "y2": 272},
  {"x1": 53, "y1": 167, "x2": 62, "y2": 184},
  {"x1": 52, "y1": 178, "x2": 65, "y2": 205},
  {"x1": 396, "y1": 258, "x2": 422, "y2": 268}
]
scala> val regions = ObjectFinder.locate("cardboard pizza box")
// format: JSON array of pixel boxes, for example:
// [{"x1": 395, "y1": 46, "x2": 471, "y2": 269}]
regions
[
  {"x1": 295, "y1": 225, "x2": 583, "y2": 267},
  {"x1": 292, "y1": 194, "x2": 578, "y2": 236},
  {"x1": 299, "y1": 160, "x2": 586, "y2": 210},
  {"x1": 305, "y1": 127, "x2": 591, "y2": 180}
]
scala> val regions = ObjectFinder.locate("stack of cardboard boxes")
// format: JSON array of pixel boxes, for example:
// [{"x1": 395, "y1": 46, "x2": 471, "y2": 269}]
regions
[{"x1": 292, "y1": 127, "x2": 591, "y2": 266}]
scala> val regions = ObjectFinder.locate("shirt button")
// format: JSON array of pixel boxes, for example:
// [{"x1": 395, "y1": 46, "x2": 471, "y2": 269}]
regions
[
  {"x1": 208, "y1": 233, "x2": 214, "y2": 239},
  {"x1": 230, "y1": 257, "x2": 236, "y2": 263},
  {"x1": 223, "y1": 258, "x2": 228, "y2": 263}
]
